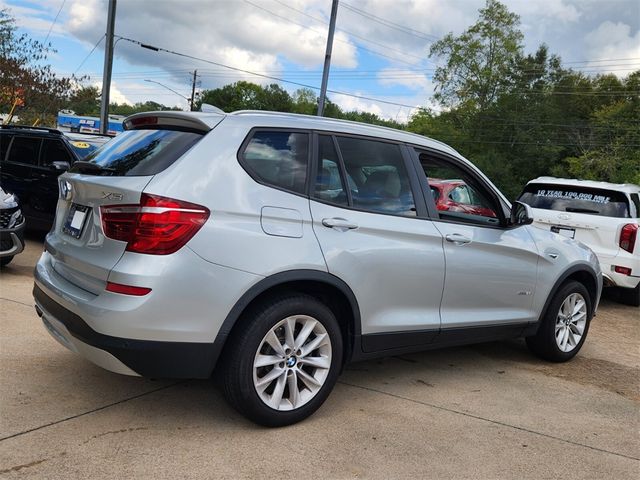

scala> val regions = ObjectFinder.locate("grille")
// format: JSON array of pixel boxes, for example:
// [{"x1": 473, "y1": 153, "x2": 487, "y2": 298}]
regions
[{"x1": 0, "y1": 208, "x2": 19, "y2": 229}]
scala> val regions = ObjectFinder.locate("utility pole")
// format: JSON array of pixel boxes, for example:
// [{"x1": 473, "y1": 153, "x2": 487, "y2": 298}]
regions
[
  {"x1": 189, "y1": 70, "x2": 198, "y2": 111},
  {"x1": 317, "y1": 0, "x2": 339, "y2": 116},
  {"x1": 100, "y1": 0, "x2": 117, "y2": 134}
]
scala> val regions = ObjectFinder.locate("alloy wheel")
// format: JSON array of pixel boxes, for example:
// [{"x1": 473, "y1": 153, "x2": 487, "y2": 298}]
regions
[
  {"x1": 555, "y1": 292, "x2": 587, "y2": 353},
  {"x1": 253, "y1": 315, "x2": 332, "y2": 411}
]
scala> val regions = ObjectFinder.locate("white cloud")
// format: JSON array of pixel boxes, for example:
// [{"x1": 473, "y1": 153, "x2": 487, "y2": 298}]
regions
[{"x1": 585, "y1": 21, "x2": 640, "y2": 69}]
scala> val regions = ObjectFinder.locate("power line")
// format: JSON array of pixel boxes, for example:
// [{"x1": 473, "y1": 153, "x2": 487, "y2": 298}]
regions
[
  {"x1": 113, "y1": 34, "x2": 424, "y2": 111},
  {"x1": 73, "y1": 35, "x2": 105, "y2": 76},
  {"x1": 42, "y1": 0, "x2": 66, "y2": 46},
  {"x1": 340, "y1": 1, "x2": 439, "y2": 41},
  {"x1": 272, "y1": 0, "x2": 428, "y2": 63},
  {"x1": 243, "y1": 0, "x2": 421, "y2": 67}
]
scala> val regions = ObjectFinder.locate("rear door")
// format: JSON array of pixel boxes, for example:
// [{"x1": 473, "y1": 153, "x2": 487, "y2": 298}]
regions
[
  {"x1": 309, "y1": 134, "x2": 445, "y2": 347},
  {"x1": 46, "y1": 127, "x2": 206, "y2": 294}
]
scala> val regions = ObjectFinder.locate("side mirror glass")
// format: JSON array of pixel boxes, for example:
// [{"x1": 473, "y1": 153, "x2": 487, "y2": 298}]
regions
[
  {"x1": 510, "y1": 201, "x2": 533, "y2": 226},
  {"x1": 52, "y1": 160, "x2": 71, "y2": 171}
]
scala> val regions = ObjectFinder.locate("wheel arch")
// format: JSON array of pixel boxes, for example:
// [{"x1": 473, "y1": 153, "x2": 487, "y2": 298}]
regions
[
  {"x1": 211, "y1": 270, "x2": 361, "y2": 375},
  {"x1": 531, "y1": 264, "x2": 600, "y2": 335}
]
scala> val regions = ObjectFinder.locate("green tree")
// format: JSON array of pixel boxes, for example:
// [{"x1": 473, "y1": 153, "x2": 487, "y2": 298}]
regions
[
  {"x1": 0, "y1": 8, "x2": 75, "y2": 125},
  {"x1": 429, "y1": 0, "x2": 523, "y2": 111},
  {"x1": 197, "y1": 81, "x2": 293, "y2": 112},
  {"x1": 66, "y1": 85, "x2": 101, "y2": 116}
]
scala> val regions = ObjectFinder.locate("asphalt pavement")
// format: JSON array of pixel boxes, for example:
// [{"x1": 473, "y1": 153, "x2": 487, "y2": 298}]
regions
[{"x1": 1, "y1": 238, "x2": 638, "y2": 479}]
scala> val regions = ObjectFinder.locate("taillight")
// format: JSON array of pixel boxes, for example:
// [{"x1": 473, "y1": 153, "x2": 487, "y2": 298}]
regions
[
  {"x1": 100, "y1": 193, "x2": 210, "y2": 255},
  {"x1": 619, "y1": 224, "x2": 637, "y2": 253}
]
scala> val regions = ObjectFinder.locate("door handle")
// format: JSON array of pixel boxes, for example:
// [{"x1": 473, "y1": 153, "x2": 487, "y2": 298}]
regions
[
  {"x1": 445, "y1": 233, "x2": 471, "y2": 245},
  {"x1": 322, "y1": 217, "x2": 358, "y2": 231}
]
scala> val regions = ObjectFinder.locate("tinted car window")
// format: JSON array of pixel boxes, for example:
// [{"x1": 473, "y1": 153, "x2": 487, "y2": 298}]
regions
[
  {"x1": 0, "y1": 133, "x2": 9, "y2": 161},
  {"x1": 242, "y1": 131, "x2": 309, "y2": 194},
  {"x1": 40, "y1": 139, "x2": 73, "y2": 167},
  {"x1": 518, "y1": 183, "x2": 630, "y2": 218},
  {"x1": 630, "y1": 193, "x2": 640, "y2": 218},
  {"x1": 6, "y1": 136, "x2": 41, "y2": 165},
  {"x1": 336, "y1": 137, "x2": 416, "y2": 216},
  {"x1": 71, "y1": 129, "x2": 202, "y2": 176},
  {"x1": 68, "y1": 140, "x2": 101, "y2": 159}
]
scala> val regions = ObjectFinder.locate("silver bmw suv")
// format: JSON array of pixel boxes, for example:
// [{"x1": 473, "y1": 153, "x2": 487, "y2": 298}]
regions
[{"x1": 34, "y1": 110, "x2": 602, "y2": 426}]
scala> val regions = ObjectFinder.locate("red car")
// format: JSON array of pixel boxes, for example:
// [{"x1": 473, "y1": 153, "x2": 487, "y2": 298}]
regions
[{"x1": 428, "y1": 179, "x2": 497, "y2": 218}]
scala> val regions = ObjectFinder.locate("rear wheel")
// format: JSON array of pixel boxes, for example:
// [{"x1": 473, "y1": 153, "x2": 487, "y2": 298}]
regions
[
  {"x1": 222, "y1": 294, "x2": 343, "y2": 427},
  {"x1": 526, "y1": 281, "x2": 592, "y2": 362}
]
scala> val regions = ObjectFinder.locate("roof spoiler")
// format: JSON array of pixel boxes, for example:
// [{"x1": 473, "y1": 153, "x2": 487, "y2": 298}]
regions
[{"x1": 123, "y1": 111, "x2": 225, "y2": 133}]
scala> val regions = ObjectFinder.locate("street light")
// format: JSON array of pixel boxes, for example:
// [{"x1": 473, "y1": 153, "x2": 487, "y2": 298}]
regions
[{"x1": 144, "y1": 79, "x2": 191, "y2": 109}]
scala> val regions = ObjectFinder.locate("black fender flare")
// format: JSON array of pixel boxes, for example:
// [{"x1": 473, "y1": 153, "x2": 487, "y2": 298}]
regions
[
  {"x1": 525, "y1": 263, "x2": 600, "y2": 336},
  {"x1": 209, "y1": 269, "x2": 362, "y2": 371}
]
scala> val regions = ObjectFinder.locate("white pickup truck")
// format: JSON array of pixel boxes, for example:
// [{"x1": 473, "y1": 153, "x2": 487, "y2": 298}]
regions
[{"x1": 518, "y1": 177, "x2": 639, "y2": 306}]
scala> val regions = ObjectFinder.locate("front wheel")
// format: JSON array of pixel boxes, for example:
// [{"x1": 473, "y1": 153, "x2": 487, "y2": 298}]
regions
[
  {"x1": 526, "y1": 281, "x2": 592, "y2": 362},
  {"x1": 222, "y1": 294, "x2": 343, "y2": 427}
]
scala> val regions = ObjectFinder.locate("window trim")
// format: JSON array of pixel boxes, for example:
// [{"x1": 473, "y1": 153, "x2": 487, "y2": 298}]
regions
[
  {"x1": 237, "y1": 127, "x2": 312, "y2": 199},
  {"x1": 409, "y1": 146, "x2": 511, "y2": 229}
]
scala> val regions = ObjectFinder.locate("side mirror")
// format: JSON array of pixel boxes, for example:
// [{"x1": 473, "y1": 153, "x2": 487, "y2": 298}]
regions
[
  {"x1": 52, "y1": 160, "x2": 71, "y2": 171},
  {"x1": 510, "y1": 201, "x2": 534, "y2": 226}
]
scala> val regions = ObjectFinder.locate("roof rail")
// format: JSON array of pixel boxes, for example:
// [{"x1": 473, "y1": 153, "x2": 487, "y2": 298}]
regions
[{"x1": 0, "y1": 124, "x2": 63, "y2": 135}]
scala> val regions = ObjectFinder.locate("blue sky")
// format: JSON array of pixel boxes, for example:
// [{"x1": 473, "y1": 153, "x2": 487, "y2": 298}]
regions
[{"x1": 4, "y1": 0, "x2": 639, "y2": 121}]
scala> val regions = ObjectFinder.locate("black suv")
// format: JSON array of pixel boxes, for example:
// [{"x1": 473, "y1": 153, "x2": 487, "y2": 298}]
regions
[{"x1": 0, "y1": 126, "x2": 110, "y2": 230}]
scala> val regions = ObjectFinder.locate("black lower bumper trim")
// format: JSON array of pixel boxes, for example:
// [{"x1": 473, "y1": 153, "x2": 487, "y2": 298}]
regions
[{"x1": 33, "y1": 284, "x2": 222, "y2": 379}]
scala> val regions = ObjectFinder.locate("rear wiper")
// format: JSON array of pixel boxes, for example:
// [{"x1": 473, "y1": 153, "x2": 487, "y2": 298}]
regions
[
  {"x1": 71, "y1": 161, "x2": 116, "y2": 175},
  {"x1": 566, "y1": 207, "x2": 599, "y2": 214}
]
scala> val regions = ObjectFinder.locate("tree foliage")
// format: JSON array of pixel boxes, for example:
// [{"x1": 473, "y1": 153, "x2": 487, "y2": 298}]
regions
[{"x1": 0, "y1": 8, "x2": 75, "y2": 125}]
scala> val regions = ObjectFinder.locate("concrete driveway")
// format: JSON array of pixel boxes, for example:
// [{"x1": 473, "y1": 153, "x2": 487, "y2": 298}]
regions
[{"x1": 1, "y1": 238, "x2": 638, "y2": 479}]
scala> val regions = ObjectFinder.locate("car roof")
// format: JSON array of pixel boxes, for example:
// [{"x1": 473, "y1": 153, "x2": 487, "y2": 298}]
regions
[
  {"x1": 0, "y1": 125, "x2": 64, "y2": 138},
  {"x1": 527, "y1": 176, "x2": 640, "y2": 194}
]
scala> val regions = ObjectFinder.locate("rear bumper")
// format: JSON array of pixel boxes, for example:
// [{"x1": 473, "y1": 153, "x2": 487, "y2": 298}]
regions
[
  {"x1": 600, "y1": 259, "x2": 640, "y2": 290},
  {"x1": 34, "y1": 284, "x2": 223, "y2": 378}
]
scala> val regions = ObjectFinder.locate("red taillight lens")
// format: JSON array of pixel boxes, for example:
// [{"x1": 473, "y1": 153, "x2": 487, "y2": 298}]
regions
[
  {"x1": 614, "y1": 266, "x2": 632, "y2": 276},
  {"x1": 619, "y1": 224, "x2": 638, "y2": 253},
  {"x1": 106, "y1": 282, "x2": 152, "y2": 296},
  {"x1": 100, "y1": 193, "x2": 210, "y2": 255}
]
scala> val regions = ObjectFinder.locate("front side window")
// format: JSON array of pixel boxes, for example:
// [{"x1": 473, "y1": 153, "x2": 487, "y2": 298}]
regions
[
  {"x1": 334, "y1": 136, "x2": 416, "y2": 216},
  {"x1": 418, "y1": 152, "x2": 500, "y2": 225},
  {"x1": 518, "y1": 183, "x2": 630, "y2": 218},
  {"x1": 242, "y1": 131, "x2": 309, "y2": 194},
  {"x1": 6, "y1": 136, "x2": 41, "y2": 165}
]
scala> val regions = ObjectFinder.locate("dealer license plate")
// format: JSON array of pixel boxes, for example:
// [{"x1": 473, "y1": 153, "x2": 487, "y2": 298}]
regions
[
  {"x1": 63, "y1": 204, "x2": 90, "y2": 239},
  {"x1": 551, "y1": 226, "x2": 575, "y2": 239}
]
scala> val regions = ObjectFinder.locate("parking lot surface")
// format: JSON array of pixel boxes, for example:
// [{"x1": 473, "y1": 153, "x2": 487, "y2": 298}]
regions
[{"x1": 1, "y1": 238, "x2": 638, "y2": 479}]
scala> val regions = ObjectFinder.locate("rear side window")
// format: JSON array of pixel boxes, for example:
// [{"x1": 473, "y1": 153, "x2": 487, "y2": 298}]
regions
[
  {"x1": 241, "y1": 131, "x2": 309, "y2": 194},
  {"x1": 336, "y1": 136, "x2": 416, "y2": 216},
  {"x1": 71, "y1": 129, "x2": 202, "y2": 176},
  {"x1": 6, "y1": 136, "x2": 41, "y2": 165},
  {"x1": 518, "y1": 183, "x2": 630, "y2": 218},
  {"x1": 630, "y1": 193, "x2": 640, "y2": 218}
]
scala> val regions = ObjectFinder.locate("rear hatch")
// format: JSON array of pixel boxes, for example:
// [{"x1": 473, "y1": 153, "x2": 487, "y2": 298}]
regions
[
  {"x1": 45, "y1": 112, "x2": 223, "y2": 294},
  {"x1": 518, "y1": 182, "x2": 632, "y2": 259}
]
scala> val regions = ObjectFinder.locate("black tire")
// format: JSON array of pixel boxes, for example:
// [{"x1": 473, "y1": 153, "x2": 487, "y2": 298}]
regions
[
  {"x1": 526, "y1": 281, "x2": 592, "y2": 362},
  {"x1": 222, "y1": 294, "x2": 343, "y2": 427},
  {"x1": 0, "y1": 256, "x2": 14, "y2": 267},
  {"x1": 618, "y1": 283, "x2": 640, "y2": 307}
]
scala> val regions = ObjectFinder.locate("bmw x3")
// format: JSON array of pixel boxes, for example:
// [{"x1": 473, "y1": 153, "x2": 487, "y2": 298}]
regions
[{"x1": 34, "y1": 110, "x2": 602, "y2": 426}]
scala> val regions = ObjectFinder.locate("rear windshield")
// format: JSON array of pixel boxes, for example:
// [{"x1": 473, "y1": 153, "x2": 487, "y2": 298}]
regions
[
  {"x1": 70, "y1": 129, "x2": 202, "y2": 176},
  {"x1": 518, "y1": 183, "x2": 630, "y2": 218}
]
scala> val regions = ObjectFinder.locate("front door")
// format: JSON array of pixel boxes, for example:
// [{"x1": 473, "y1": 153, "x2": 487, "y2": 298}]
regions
[{"x1": 415, "y1": 149, "x2": 539, "y2": 328}]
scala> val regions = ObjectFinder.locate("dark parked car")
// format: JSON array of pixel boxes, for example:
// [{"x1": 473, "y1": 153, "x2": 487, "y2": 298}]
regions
[
  {"x1": 0, "y1": 187, "x2": 25, "y2": 267},
  {"x1": 428, "y1": 178, "x2": 497, "y2": 218},
  {"x1": 0, "y1": 125, "x2": 112, "y2": 230}
]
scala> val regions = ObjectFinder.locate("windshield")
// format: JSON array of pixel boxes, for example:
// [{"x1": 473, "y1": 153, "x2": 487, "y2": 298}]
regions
[
  {"x1": 69, "y1": 129, "x2": 202, "y2": 176},
  {"x1": 518, "y1": 183, "x2": 630, "y2": 218}
]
